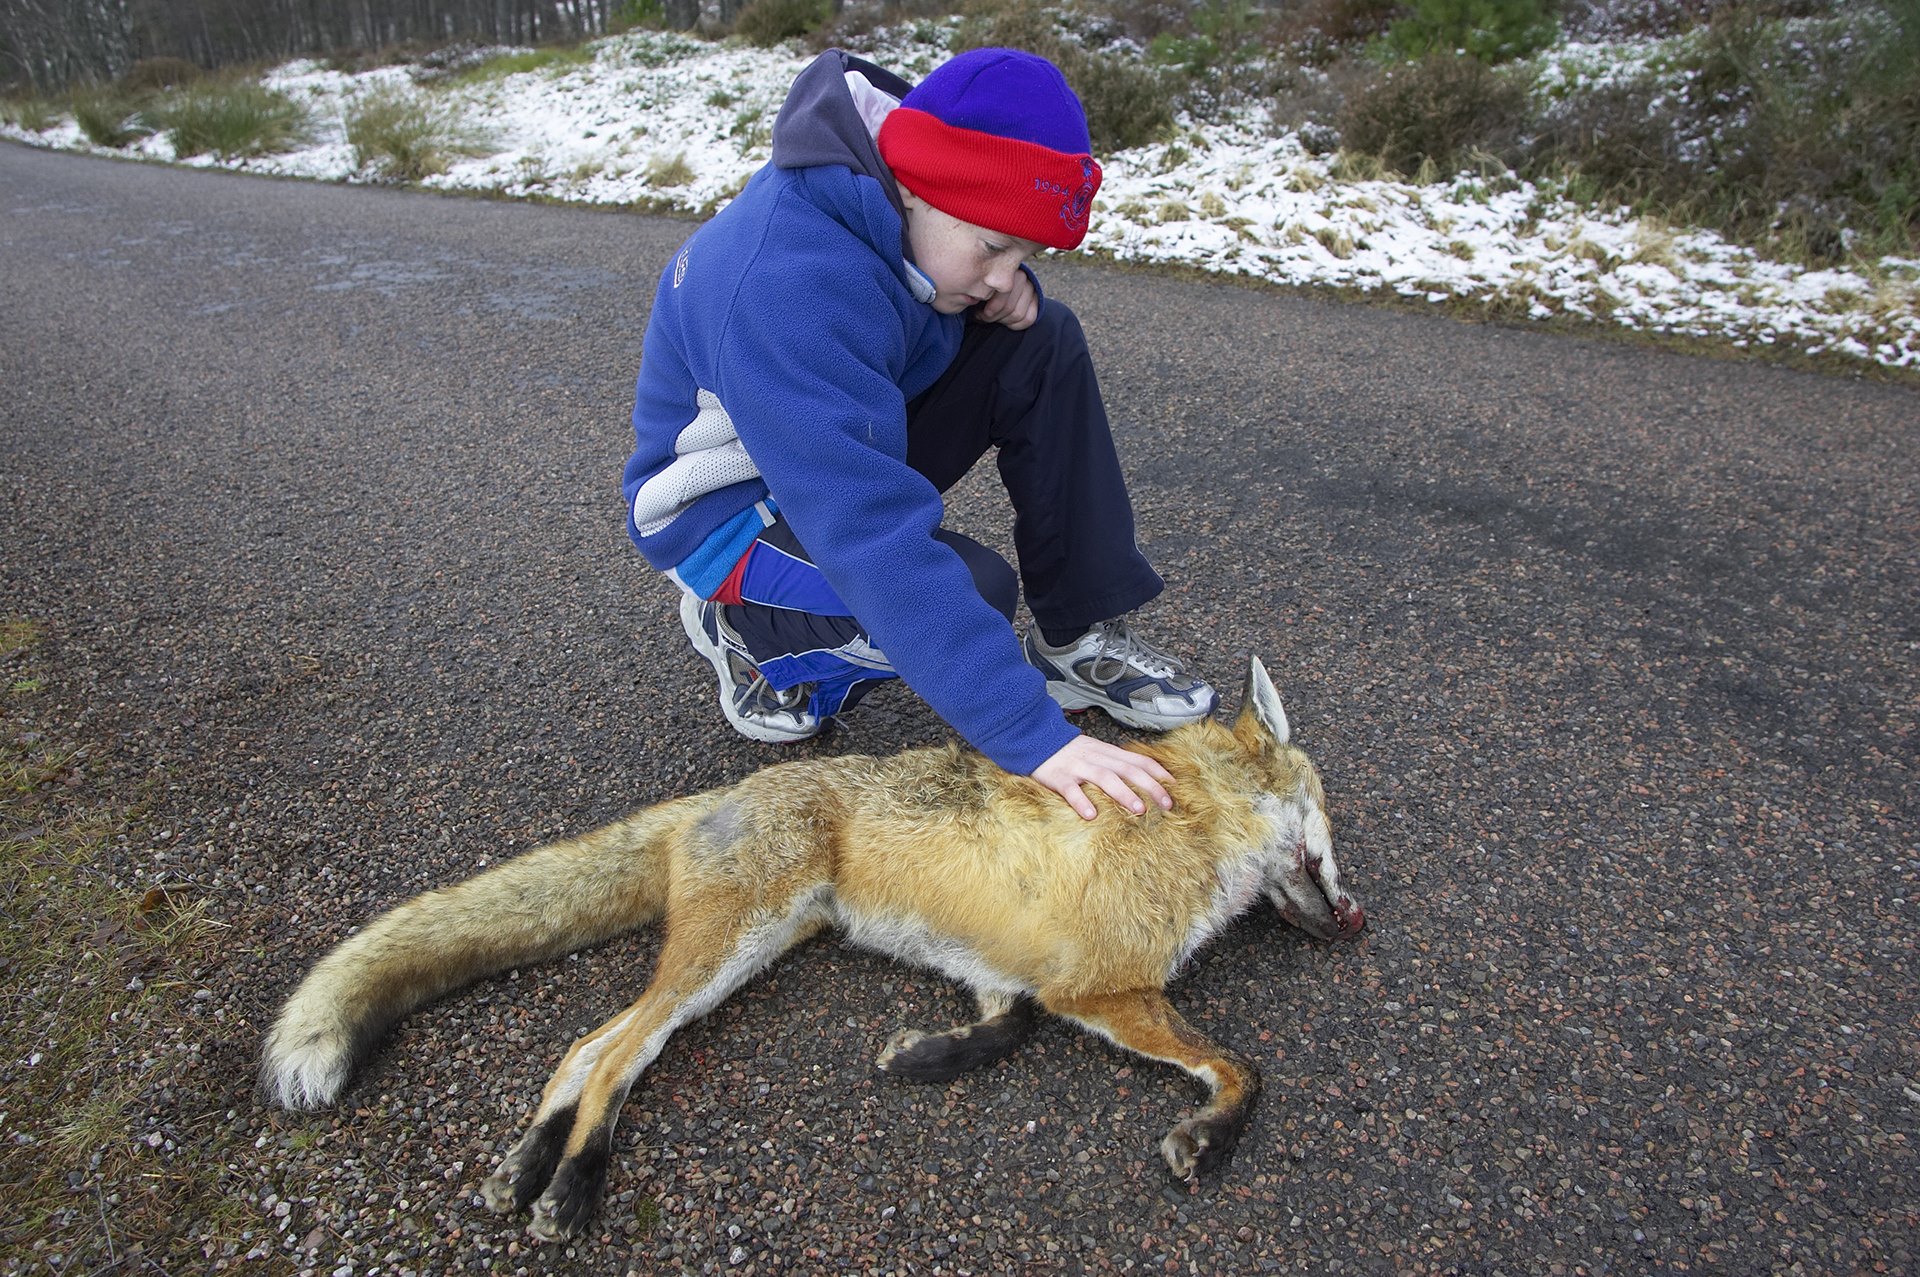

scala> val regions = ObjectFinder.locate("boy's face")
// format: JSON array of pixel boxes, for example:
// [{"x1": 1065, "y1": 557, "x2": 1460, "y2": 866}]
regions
[{"x1": 899, "y1": 191, "x2": 1045, "y2": 315}]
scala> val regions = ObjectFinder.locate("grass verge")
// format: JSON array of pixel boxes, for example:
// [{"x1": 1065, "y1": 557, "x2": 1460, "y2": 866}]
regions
[
  {"x1": 148, "y1": 80, "x2": 311, "y2": 161},
  {"x1": 70, "y1": 89, "x2": 154, "y2": 148},
  {"x1": 345, "y1": 86, "x2": 492, "y2": 181},
  {"x1": 0, "y1": 619, "x2": 279, "y2": 1271},
  {"x1": 1, "y1": 94, "x2": 62, "y2": 132}
]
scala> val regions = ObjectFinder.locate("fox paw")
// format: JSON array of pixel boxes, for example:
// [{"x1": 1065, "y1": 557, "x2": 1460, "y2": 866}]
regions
[
  {"x1": 875, "y1": 1028, "x2": 929, "y2": 1073},
  {"x1": 479, "y1": 1169, "x2": 519, "y2": 1215},
  {"x1": 877, "y1": 1000, "x2": 1038, "y2": 1083},
  {"x1": 480, "y1": 1108, "x2": 572, "y2": 1216},
  {"x1": 1160, "y1": 1114, "x2": 1243, "y2": 1182},
  {"x1": 877, "y1": 1024, "x2": 1015, "y2": 1084},
  {"x1": 527, "y1": 1148, "x2": 610, "y2": 1242}
]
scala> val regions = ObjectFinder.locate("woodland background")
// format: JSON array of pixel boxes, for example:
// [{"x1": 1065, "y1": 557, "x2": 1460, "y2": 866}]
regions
[{"x1": 0, "y1": 0, "x2": 742, "y2": 89}]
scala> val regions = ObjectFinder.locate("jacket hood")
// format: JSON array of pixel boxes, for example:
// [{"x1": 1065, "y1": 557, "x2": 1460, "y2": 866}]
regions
[
  {"x1": 770, "y1": 49, "x2": 932, "y2": 301},
  {"x1": 773, "y1": 50, "x2": 913, "y2": 214}
]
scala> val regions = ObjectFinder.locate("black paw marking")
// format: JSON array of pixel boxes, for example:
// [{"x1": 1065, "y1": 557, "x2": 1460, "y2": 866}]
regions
[{"x1": 876, "y1": 998, "x2": 1038, "y2": 1083}]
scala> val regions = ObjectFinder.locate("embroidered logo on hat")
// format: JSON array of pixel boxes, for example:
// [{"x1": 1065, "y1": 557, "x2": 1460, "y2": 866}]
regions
[{"x1": 1060, "y1": 156, "x2": 1095, "y2": 238}]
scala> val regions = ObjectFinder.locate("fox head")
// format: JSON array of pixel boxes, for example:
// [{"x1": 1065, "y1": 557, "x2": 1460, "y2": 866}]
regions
[{"x1": 1233, "y1": 657, "x2": 1366, "y2": 942}]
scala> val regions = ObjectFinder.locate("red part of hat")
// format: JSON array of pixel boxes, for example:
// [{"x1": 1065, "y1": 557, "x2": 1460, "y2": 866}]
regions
[{"x1": 879, "y1": 107, "x2": 1102, "y2": 251}]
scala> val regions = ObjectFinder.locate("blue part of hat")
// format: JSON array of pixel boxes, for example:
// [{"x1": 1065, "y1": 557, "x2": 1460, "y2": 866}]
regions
[{"x1": 899, "y1": 47, "x2": 1091, "y2": 157}]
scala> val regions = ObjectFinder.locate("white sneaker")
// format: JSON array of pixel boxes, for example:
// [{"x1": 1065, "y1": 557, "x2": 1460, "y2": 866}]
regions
[
  {"x1": 680, "y1": 593, "x2": 823, "y2": 743},
  {"x1": 1024, "y1": 617, "x2": 1217, "y2": 730}
]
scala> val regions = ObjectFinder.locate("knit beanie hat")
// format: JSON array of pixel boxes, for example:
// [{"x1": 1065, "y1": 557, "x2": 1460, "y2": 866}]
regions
[{"x1": 877, "y1": 47, "x2": 1103, "y2": 252}]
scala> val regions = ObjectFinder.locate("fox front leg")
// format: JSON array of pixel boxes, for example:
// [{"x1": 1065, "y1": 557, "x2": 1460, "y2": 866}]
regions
[
  {"x1": 1043, "y1": 987, "x2": 1262, "y2": 1181},
  {"x1": 875, "y1": 989, "x2": 1039, "y2": 1083}
]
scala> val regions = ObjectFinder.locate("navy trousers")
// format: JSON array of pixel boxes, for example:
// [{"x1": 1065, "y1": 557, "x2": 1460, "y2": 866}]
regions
[{"x1": 726, "y1": 299, "x2": 1163, "y2": 713}]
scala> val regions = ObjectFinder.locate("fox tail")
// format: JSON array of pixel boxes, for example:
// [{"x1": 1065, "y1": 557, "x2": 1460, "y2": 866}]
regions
[{"x1": 260, "y1": 794, "x2": 709, "y2": 1110}]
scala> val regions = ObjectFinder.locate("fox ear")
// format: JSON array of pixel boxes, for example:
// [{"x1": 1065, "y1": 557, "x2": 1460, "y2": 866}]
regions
[{"x1": 1237, "y1": 656, "x2": 1291, "y2": 746}]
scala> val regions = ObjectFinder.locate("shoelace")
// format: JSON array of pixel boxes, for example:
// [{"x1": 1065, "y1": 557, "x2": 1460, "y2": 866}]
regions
[
  {"x1": 739, "y1": 672, "x2": 813, "y2": 716},
  {"x1": 718, "y1": 626, "x2": 813, "y2": 718},
  {"x1": 1088, "y1": 618, "x2": 1183, "y2": 681}
]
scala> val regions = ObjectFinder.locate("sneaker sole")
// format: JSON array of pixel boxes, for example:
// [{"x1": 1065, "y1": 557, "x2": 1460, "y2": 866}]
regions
[
  {"x1": 679, "y1": 593, "x2": 822, "y2": 744},
  {"x1": 1042, "y1": 680, "x2": 1218, "y2": 732}
]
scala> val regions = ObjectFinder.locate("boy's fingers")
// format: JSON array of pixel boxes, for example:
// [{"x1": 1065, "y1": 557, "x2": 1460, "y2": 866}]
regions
[
  {"x1": 1033, "y1": 736, "x2": 1173, "y2": 820},
  {"x1": 1094, "y1": 744, "x2": 1172, "y2": 811},
  {"x1": 982, "y1": 275, "x2": 1039, "y2": 329},
  {"x1": 983, "y1": 299, "x2": 1035, "y2": 330},
  {"x1": 1100, "y1": 774, "x2": 1149, "y2": 816},
  {"x1": 1036, "y1": 771, "x2": 1097, "y2": 818},
  {"x1": 1121, "y1": 764, "x2": 1172, "y2": 812},
  {"x1": 1000, "y1": 289, "x2": 1038, "y2": 329}
]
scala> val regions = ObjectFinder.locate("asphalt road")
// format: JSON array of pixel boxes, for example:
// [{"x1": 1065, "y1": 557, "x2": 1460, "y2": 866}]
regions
[{"x1": 4, "y1": 140, "x2": 1917, "y2": 1276}]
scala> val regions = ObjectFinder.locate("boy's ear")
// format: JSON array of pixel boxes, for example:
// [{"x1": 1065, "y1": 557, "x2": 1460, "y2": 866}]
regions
[{"x1": 1234, "y1": 656, "x2": 1291, "y2": 747}]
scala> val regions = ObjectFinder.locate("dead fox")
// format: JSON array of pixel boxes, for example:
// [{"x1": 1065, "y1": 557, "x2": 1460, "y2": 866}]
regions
[{"x1": 261, "y1": 658, "x2": 1364, "y2": 1241}]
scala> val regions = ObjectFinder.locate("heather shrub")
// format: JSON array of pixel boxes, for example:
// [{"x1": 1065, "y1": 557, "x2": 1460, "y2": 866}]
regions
[
  {"x1": 1525, "y1": 0, "x2": 1920, "y2": 262},
  {"x1": 955, "y1": 0, "x2": 1176, "y2": 151},
  {"x1": 1075, "y1": 55, "x2": 1180, "y2": 151},
  {"x1": 1267, "y1": 54, "x2": 1377, "y2": 144},
  {"x1": 1383, "y1": 0, "x2": 1558, "y2": 63},
  {"x1": 732, "y1": 0, "x2": 831, "y2": 44},
  {"x1": 1525, "y1": 76, "x2": 1683, "y2": 203},
  {"x1": 1560, "y1": 0, "x2": 1829, "y2": 39},
  {"x1": 610, "y1": 0, "x2": 669, "y2": 31},
  {"x1": 1337, "y1": 52, "x2": 1529, "y2": 176},
  {"x1": 1266, "y1": 0, "x2": 1401, "y2": 66},
  {"x1": 118, "y1": 57, "x2": 202, "y2": 93},
  {"x1": 1290, "y1": 0, "x2": 1402, "y2": 44},
  {"x1": 954, "y1": 0, "x2": 1071, "y2": 67},
  {"x1": 1146, "y1": 0, "x2": 1261, "y2": 79},
  {"x1": 807, "y1": 0, "x2": 956, "y2": 50}
]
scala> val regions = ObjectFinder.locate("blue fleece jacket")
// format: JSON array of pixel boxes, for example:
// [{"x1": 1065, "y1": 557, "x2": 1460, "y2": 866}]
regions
[{"x1": 622, "y1": 50, "x2": 1078, "y2": 776}]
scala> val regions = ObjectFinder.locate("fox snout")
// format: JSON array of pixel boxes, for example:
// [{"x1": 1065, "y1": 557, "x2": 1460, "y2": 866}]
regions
[
  {"x1": 1274, "y1": 880, "x2": 1365, "y2": 941},
  {"x1": 1272, "y1": 838, "x2": 1365, "y2": 942}
]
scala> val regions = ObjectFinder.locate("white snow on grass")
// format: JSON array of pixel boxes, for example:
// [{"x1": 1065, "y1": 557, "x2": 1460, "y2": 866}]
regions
[{"x1": 7, "y1": 27, "x2": 1916, "y2": 372}]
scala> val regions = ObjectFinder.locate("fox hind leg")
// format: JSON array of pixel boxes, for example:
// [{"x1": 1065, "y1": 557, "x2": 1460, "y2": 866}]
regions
[
  {"x1": 1042, "y1": 988, "x2": 1262, "y2": 1181},
  {"x1": 482, "y1": 1103, "x2": 576, "y2": 1215},
  {"x1": 875, "y1": 990, "x2": 1039, "y2": 1083},
  {"x1": 481, "y1": 998, "x2": 650, "y2": 1217},
  {"x1": 483, "y1": 885, "x2": 830, "y2": 1241}
]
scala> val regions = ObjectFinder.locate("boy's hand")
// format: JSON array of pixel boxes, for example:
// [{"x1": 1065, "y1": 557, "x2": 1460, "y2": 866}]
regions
[
  {"x1": 1032, "y1": 734, "x2": 1175, "y2": 821},
  {"x1": 974, "y1": 269, "x2": 1040, "y2": 330}
]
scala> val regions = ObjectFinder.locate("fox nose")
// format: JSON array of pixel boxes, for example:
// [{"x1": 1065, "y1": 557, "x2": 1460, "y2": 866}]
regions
[{"x1": 1333, "y1": 897, "x2": 1365, "y2": 937}]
